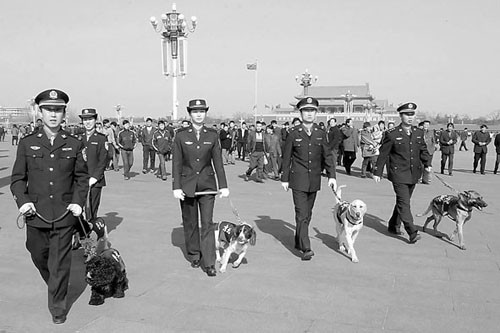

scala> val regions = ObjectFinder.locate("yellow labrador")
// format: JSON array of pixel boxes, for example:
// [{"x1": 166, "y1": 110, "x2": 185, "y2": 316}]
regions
[{"x1": 333, "y1": 185, "x2": 367, "y2": 263}]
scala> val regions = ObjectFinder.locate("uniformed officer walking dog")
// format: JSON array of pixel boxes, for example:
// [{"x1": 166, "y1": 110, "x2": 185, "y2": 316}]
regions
[
  {"x1": 417, "y1": 190, "x2": 487, "y2": 250},
  {"x1": 281, "y1": 97, "x2": 337, "y2": 261},
  {"x1": 214, "y1": 221, "x2": 256, "y2": 273},
  {"x1": 373, "y1": 102, "x2": 432, "y2": 244},
  {"x1": 172, "y1": 99, "x2": 230, "y2": 277},
  {"x1": 11, "y1": 89, "x2": 88, "y2": 324}
]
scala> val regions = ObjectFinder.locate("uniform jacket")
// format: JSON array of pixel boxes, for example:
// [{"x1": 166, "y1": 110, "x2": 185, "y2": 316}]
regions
[
  {"x1": 439, "y1": 130, "x2": 458, "y2": 155},
  {"x1": 152, "y1": 129, "x2": 172, "y2": 154},
  {"x1": 341, "y1": 126, "x2": 359, "y2": 152},
  {"x1": 374, "y1": 125, "x2": 431, "y2": 185},
  {"x1": 247, "y1": 130, "x2": 267, "y2": 154},
  {"x1": 118, "y1": 129, "x2": 136, "y2": 151},
  {"x1": 10, "y1": 130, "x2": 89, "y2": 228},
  {"x1": 264, "y1": 132, "x2": 282, "y2": 155},
  {"x1": 281, "y1": 124, "x2": 336, "y2": 192},
  {"x1": 172, "y1": 125, "x2": 228, "y2": 197},
  {"x1": 472, "y1": 131, "x2": 491, "y2": 153},
  {"x1": 82, "y1": 131, "x2": 107, "y2": 188}
]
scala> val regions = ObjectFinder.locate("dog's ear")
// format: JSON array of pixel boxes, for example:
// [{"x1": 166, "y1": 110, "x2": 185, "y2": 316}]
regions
[
  {"x1": 458, "y1": 192, "x2": 469, "y2": 203},
  {"x1": 361, "y1": 202, "x2": 367, "y2": 216},
  {"x1": 249, "y1": 228, "x2": 257, "y2": 246},
  {"x1": 231, "y1": 225, "x2": 242, "y2": 241}
]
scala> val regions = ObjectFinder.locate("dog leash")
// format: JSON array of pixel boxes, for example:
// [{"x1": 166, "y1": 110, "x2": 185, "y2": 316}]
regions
[
  {"x1": 17, "y1": 210, "x2": 71, "y2": 229},
  {"x1": 195, "y1": 191, "x2": 244, "y2": 225},
  {"x1": 432, "y1": 172, "x2": 460, "y2": 194}
]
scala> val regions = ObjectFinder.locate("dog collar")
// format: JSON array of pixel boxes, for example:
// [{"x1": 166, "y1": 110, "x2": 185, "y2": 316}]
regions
[{"x1": 346, "y1": 212, "x2": 362, "y2": 226}]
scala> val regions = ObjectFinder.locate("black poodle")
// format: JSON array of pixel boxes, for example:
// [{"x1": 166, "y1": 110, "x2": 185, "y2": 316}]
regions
[{"x1": 85, "y1": 248, "x2": 129, "y2": 306}]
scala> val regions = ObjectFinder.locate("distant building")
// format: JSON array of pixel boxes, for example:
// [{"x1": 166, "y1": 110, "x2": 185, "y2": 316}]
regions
[{"x1": 256, "y1": 83, "x2": 400, "y2": 125}]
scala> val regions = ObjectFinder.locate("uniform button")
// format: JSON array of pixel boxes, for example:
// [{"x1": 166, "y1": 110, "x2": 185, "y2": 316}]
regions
[
  {"x1": 309, "y1": 152, "x2": 311, "y2": 154},
  {"x1": 197, "y1": 146, "x2": 200, "y2": 149},
  {"x1": 49, "y1": 182, "x2": 54, "y2": 185},
  {"x1": 309, "y1": 143, "x2": 312, "y2": 146},
  {"x1": 50, "y1": 154, "x2": 54, "y2": 158},
  {"x1": 196, "y1": 172, "x2": 200, "y2": 175},
  {"x1": 49, "y1": 167, "x2": 54, "y2": 172},
  {"x1": 308, "y1": 169, "x2": 311, "y2": 172},
  {"x1": 309, "y1": 161, "x2": 312, "y2": 163},
  {"x1": 196, "y1": 158, "x2": 200, "y2": 161},
  {"x1": 49, "y1": 195, "x2": 54, "y2": 199}
]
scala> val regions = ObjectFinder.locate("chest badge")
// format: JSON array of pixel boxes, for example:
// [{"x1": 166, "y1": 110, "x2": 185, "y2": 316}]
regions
[
  {"x1": 62, "y1": 147, "x2": 73, "y2": 151},
  {"x1": 30, "y1": 146, "x2": 41, "y2": 150},
  {"x1": 185, "y1": 141, "x2": 193, "y2": 145},
  {"x1": 295, "y1": 138, "x2": 303, "y2": 142}
]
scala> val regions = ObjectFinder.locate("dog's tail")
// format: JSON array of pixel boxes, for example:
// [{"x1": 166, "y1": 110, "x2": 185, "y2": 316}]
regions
[
  {"x1": 416, "y1": 201, "x2": 433, "y2": 217},
  {"x1": 333, "y1": 185, "x2": 347, "y2": 204}
]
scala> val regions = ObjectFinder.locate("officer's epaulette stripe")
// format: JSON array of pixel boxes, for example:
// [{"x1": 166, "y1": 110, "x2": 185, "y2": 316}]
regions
[
  {"x1": 20, "y1": 132, "x2": 36, "y2": 140},
  {"x1": 96, "y1": 132, "x2": 106, "y2": 137},
  {"x1": 387, "y1": 127, "x2": 397, "y2": 132},
  {"x1": 176, "y1": 127, "x2": 189, "y2": 133},
  {"x1": 205, "y1": 127, "x2": 217, "y2": 133}
]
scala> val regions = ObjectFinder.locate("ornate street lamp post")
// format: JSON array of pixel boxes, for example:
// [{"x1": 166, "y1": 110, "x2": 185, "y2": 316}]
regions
[
  {"x1": 295, "y1": 69, "x2": 317, "y2": 96},
  {"x1": 28, "y1": 97, "x2": 36, "y2": 123},
  {"x1": 150, "y1": 3, "x2": 197, "y2": 121}
]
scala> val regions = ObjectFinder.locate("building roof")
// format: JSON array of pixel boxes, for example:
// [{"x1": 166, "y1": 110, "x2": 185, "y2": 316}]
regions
[{"x1": 297, "y1": 84, "x2": 372, "y2": 99}]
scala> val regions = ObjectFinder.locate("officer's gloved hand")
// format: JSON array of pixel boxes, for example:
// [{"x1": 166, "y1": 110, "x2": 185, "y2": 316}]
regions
[
  {"x1": 281, "y1": 182, "x2": 289, "y2": 191},
  {"x1": 89, "y1": 177, "x2": 98, "y2": 187},
  {"x1": 425, "y1": 166, "x2": 432, "y2": 172},
  {"x1": 219, "y1": 188, "x2": 230, "y2": 198},
  {"x1": 67, "y1": 204, "x2": 83, "y2": 216},
  {"x1": 173, "y1": 189, "x2": 185, "y2": 201},
  {"x1": 373, "y1": 176, "x2": 381, "y2": 183},
  {"x1": 19, "y1": 202, "x2": 36, "y2": 216},
  {"x1": 327, "y1": 178, "x2": 337, "y2": 191}
]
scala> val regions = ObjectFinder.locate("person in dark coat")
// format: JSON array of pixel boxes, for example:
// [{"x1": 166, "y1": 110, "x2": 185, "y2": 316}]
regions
[
  {"x1": 139, "y1": 118, "x2": 156, "y2": 173},
  {"x1": 172, "y1": 99, "x2": 229, "y2": 277},
  {"x1": 341, "y1": 118, "x2": 359, "y2": 175},
  {"x1": 494, "y1": 132, "x2": 500, "y2": 174},
  {"x1": 152, "y1": 120, "x2": 172, "y2": 181},
  {"x1": 472, "y1": 124, "x2": 491, "y2": 175},
  {"x1": 117, "y1": 120, "x2": 137, "y2": 180},
  {"x1": 281, "y1": 97, "x2": 336, "y2": 261},
  {"x1": 373, "y1": 102, "x2": 431, "y2": 244},
  {"x1": 10, "y1": 89, "x2": 88, "y2": 324},
  {"x1": 236, "y1": 122, "x2": 249, "y2": 161},
  {"x1": 327, "y1": 117, "x2": 343, "y2": 163},
  {"x1": 79, "y1": 108, "x2": 107, "y2": 218},
  {"x1": 439, "y1": 122, "x2": 458, "y2": 176}
]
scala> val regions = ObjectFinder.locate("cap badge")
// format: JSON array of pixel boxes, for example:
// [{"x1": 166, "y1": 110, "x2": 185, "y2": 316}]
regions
[
  {"x1": 84, "y1": 109, "x2": 89, "y2": 114},
  {"x1": 196, "y1": 100, "x2": 201, "y2": 105},
  {"x1": 49, "y1": 90, "x2": 58, "y2": 99},
  {"x1": 408, "y1": 103, "x2": 413, "y2": 109},
  {"x1": 307, "y1": 97, "x2": 312, "y2": 103}
]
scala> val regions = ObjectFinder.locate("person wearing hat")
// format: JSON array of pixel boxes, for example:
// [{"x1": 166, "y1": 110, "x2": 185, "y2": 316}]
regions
[
  {"x1": 373, "y1": 102, "x2": 431, "y2": 244},
  {"x1": 172, "y1": 99, "x2": 229, "y2": 277},
  {"x1": 472, "y1": 124, "x2": 491, "y2": 174},
  {"x1": 10, "y1": 89, "x2": 88, "y2": 324},
  {"x1": 439, "y1": 122, "x2": 458, "y2": 176},
  {"x1": 79, "y1": 108, "x2": 108, "y2": 218},
  {"x1": 281, "y1": 97, "x2": 336, "y2": 260}
]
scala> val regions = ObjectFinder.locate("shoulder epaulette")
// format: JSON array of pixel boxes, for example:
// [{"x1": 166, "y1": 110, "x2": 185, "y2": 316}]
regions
[
  {"x1": 205, "y1": 127, "x2": 217, "y2": 133},
  {"x1": 387, "y1": 127, "x2": 397, "y2": 133},
  {"x1": 176, "y1": 127, "x2": 189, "y2": 133},
  {"x1": 20, "y1": 132, "x2": 36, "y2": 140},
  {"x1": 96, "y1": 132, "x2": 106, "y2": 137}
]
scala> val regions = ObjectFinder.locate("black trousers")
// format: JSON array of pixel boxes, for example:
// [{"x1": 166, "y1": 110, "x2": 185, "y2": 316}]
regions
[
  {"x1": 440, "y1": 153, "x2": 454, "y2": 174},
  {"x1": 473, "y1": 152, "x2": 487, "y2": 173},
  {"x1": 388, "y1": 183, "x2": 417, "y2": 236},
  {"x1": 237, "y1": 142, "x2": 247, "y2": 160},
  {"x1": 180, "y1": 195, "x2": 216, "y2": 268},
  {"x1": 343, "y1": 151, "x2": 356, "y2": 174},
  {"x1": 142, "y1": 145, "x2": 156, "y2": 171},
  {"x1": 292, "y1": 189, "x2": 317, "y2": 252},
  {"x1": 26, "y1": 225, "x2": 74, "y2": 317},
  {"x1": 459, "y1": 140, "x2": 468, "y2": 151},
  {"x1": 88, "y1": 186, "x2": 102, "y2": 219}
]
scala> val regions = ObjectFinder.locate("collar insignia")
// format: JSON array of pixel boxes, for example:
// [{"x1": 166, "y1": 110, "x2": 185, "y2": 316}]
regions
[
  {"x1": 62, "y1": 147, "x2": 73, "y2": 151},
  {"x1": 396, "y1": 137, "x2": 403, "y2": 140}
]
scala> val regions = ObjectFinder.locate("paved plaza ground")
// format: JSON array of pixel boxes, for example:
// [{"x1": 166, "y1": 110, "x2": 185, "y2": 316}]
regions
[{"x1": 0, "y1": 138, "x2": 499, "y2": 332}]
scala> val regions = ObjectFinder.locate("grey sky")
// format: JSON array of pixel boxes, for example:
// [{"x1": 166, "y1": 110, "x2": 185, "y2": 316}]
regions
[{"x1": 1, "y1": 0, "x2": 499, "y2": 119}]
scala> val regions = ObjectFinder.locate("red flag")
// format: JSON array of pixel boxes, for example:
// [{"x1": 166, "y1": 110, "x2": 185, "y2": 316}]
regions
[{"x1": 246, "y1": 63, "x2": 257, "y2": 70}]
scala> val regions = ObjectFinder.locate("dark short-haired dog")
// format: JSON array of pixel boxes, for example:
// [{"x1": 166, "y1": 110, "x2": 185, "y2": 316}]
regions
[{"x1": 417, "y1": 190, "x2": 487, "y2": 250}]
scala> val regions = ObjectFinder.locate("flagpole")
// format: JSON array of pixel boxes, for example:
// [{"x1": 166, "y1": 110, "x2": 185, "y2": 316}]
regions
[{"x1": 254, "y1": 59, "x2": 258, "y2": 123}]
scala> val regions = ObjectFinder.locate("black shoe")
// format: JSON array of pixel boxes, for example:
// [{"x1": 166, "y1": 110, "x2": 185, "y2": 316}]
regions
[
  {"x1": 387, "y1": 228, "x2": 403, "y2": 236},
  {"x1": 244, "y1": 174, "x2": 249, "y2": 181},
  {"x1": 52, "y1": 315, "x2": 66, "y2": 324},
  {"x1": 449, "y1": 173, "x2": 453, "y2": 176},
  {"x1": 473, "y1": 170, "x2": 476, "y2": 174},
  {"x1": 409, "y1": 233, "x2": 421, "y2": 244},
  {"x1": 256, "y1": 178, "x2": 264, "y2": 183},
  {"x1": 302, "y1": 249, "x2": 314, "y2": 261},
  {"x1": 142, "y1": 169, "x2": 147, "y2": 174},
  {"x1": 206, "y1": 266, "x2": 216, "y2": 277},
  {"x1": 191, "y1": 259, "x2": 201, "y2": 268}
]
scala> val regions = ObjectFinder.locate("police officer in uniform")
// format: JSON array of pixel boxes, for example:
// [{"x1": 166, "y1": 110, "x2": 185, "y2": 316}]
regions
[
  {"x1": 373, "y1": 102, "x2": 431, "y2": 244},
  {"x1": 281, "y1": 97, "x2": 337, "y2": 260},
  {"x1": 172, "y1": 99, "x2": 229, "y2": 277},
  {"x1": 79, "y1": 108, "x2": 107, "y2": 218},
  {"x1": 10, "y1": 89, "x2": 88, "y2": 324}
]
